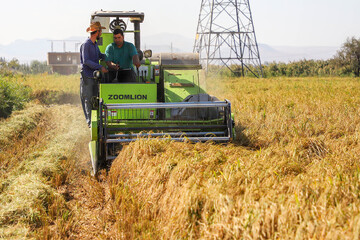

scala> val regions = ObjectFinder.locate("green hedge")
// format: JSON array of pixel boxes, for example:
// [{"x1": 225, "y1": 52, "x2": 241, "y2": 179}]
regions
[
  {"x1": 207, "y1": 59, "x2": 356, "y2": 78},
  {"x1": 0, "y1": 77, "x2": 31, "y2": 118}
]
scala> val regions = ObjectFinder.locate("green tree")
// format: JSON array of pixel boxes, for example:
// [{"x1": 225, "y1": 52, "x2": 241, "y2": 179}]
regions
[
  {"x1": 29, "y1": 60, "x2": 49, "y2": 74},
  {"x1": 8, "y1": 58, "x2": 20, "y2": 70},
  {"x1": 335, "y1": 37, "x2": 360, "y2": 77}
]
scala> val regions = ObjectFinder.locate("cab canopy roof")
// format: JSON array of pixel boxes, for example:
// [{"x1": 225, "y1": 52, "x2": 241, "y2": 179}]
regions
[{"x1": 91, "y1": 11, "x2": 144, "y2": 23}]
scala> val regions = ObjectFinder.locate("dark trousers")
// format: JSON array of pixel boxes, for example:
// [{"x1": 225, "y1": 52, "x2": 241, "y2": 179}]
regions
[{"x1": 80, "y1": 72, "x2": 98, "y2": 126}]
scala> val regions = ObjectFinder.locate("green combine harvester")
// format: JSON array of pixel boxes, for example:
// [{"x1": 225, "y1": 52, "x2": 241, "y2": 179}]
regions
[{"x1": 88, "y1": 11, "x2": 234, "y2": 175}]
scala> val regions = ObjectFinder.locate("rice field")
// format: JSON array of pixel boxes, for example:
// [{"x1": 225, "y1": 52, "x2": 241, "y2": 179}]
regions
[
  {"x1": 107, "y1": 76, "x2": 360, "y2": 239},
  {"x1": 0, "y1": 74, "x2": 359, "y2": 239},
  {"x1": 23, "y1": 73, "x2": 79, "y2": 94}
]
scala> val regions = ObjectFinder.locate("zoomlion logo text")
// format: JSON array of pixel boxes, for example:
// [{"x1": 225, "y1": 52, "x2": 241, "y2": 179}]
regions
[{"x1": 108, "y1": 94, "x2": 148, "y2": 100}]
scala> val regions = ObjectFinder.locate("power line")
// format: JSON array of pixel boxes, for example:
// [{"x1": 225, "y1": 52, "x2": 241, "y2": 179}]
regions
[{"x1": 194, "y1": 0, "x2": 263, "y2": 77}]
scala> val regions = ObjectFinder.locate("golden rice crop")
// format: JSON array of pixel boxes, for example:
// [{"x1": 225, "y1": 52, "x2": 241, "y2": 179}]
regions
[
  {"x1": 23, "y1": 73, "x2": 79, "y2": 94},
  {"x1": 23, "y1": 73, "x2": 80, "y2": 105},
  {"x1": 108, "y1": 76, "x2": 360, "y2": 239}
]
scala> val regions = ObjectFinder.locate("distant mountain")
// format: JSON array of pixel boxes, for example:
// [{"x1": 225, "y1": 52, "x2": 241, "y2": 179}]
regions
[
  {"x1": 0, "y1": 39, "x2": 49, "y2": 62},
  {"x1": 0, "y1": 36, "x2": 86, "y2": 63},
  {"x1": 259, "y1": 44, "x2": 339, "y2": 63},
  {"x1": 142, "y1": 33, "x2": 194, "y2": 53},
  {"x1": 0, "y1": 33, "x2": 339, "y2": 64}
]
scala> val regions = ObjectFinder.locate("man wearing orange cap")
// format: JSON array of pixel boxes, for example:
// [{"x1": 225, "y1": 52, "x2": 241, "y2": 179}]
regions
[{"x1": 80, "y1": 21, "x2": 108, "y2": 127}]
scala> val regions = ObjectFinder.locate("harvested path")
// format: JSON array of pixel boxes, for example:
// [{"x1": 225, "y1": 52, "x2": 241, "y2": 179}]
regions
[
  {"x1": 0, "y1": 103, "x2": 118, "y2": 239},
  {"x1": 61, "y1": 143, "x2": 119, "y2": 239}
]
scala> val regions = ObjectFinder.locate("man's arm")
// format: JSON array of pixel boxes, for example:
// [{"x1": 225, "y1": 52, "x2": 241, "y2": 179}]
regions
[
  {"x1": 82, "y1": 42, "x2": 104, "y2": 71},
  {"x1": 96, "y1": 46, "x2": 108, "y2": 73},
  {"x1": 129, "y1": 44, "x2": 141, "y2": 69},
  {"x1": 105, "y1": 44, "x2": 118, "y2": 70},
  {"x1": 133, "y1": 55, "x2": 141, "y2": 69},
  {"x1": 98, "y1": 46, "x2": 107, "y2": 61}
]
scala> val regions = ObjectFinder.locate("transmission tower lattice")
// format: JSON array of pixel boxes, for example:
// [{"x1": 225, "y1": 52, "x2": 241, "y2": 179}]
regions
[{"x1": 193, "y1": 0, "x2": 263, "y2": 77}]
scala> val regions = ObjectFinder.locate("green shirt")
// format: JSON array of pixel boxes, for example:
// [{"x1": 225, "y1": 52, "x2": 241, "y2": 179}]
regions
[{"x1": 105, "y1": 41, "x2": 138, "y2": 69}]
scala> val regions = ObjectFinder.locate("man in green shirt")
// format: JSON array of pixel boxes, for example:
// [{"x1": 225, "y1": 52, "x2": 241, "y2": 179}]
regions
[{"x1": 105, "y1": 29, "x2": 141, "y2": 82}]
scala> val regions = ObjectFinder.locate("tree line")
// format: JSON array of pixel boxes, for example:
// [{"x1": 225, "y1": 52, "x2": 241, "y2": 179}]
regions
[
  {"x1": 217, "y1": 37, "x2": 360, "y2": 78},
  {"x1": 0, "y1": 58, "x2": 50, "y2": 76}
]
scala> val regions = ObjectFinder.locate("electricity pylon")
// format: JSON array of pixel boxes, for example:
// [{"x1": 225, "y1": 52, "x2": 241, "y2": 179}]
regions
[{"x1": 193, "y1": 0, "x2": 263, "y2": 77}]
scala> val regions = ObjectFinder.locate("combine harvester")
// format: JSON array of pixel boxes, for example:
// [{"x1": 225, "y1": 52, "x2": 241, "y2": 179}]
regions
[{"x1": 88, "y1": 11, "x2": 235, "y2": 174}]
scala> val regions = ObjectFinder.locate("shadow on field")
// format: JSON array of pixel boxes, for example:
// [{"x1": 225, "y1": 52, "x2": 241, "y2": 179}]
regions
[
  {"x1": 32, "y1": 90, "x2": 80, "y2": 105},
  {"x1": 93, "y1": 144, "x2": 124, "y2": 179},
  {"x1": 233, "y1": 124, "x2": 263, "y2": 150}
]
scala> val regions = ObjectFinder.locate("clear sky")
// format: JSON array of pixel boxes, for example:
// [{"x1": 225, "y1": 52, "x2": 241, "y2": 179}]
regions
[{"x1": 0, "y1": 0, "x2": 359, "y2": 47}]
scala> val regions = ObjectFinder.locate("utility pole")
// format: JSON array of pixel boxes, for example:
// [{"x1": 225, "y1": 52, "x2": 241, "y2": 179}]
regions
[{"x1": 194, "y1": 0, "x2": 263, "y2": 77}]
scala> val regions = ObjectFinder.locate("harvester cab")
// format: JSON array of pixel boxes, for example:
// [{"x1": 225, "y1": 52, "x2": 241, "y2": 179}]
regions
[{"x1": 88, "y1": 10, "x2": 235, "y2": 175}]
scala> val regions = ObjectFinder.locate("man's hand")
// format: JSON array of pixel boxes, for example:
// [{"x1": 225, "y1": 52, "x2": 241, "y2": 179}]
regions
[
  {"x1": 113, "y1": 63, "x2": 120, "y2": 71},
  {"x1": 106, "y1": 61, "x2": 119, "y2": 71},
  {"x1": 101, "y1": 66, "x2": 108, "y2": 73}
]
